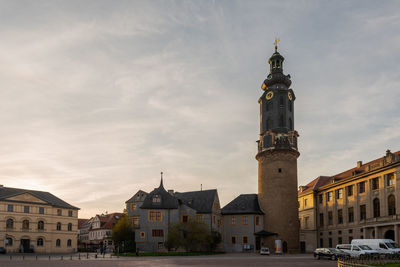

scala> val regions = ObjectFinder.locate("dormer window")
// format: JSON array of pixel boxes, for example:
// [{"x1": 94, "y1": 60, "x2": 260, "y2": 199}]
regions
[{"x1": 152, "y1": 194, "x2": 161, "y2": 203}]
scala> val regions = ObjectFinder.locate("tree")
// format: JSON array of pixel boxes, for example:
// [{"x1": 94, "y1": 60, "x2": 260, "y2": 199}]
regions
[
  {"x1": 166, "y1": 221, "x2": 222, "y2": 252},
  {"x1": 111, "y1": 216, "x2": 135, "y2": 253}
]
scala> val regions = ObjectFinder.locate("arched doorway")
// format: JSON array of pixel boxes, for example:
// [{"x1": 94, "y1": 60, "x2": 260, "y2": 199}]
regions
[
  {"x1": 282, "y1": 241, "x2": 288, "y2": 253},
  {"x1": 385, "y1": 230, "x2": 395, "y2": 241}
]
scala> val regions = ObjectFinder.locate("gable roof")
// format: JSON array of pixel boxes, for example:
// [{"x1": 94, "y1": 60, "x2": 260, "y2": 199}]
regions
[
  {"x1": 0, "y1": 186, "x2": 79, "y2": 210},
  {"x1": 175, "y1": 189, "x2": 217, "y2": 213},
  {"x1": 221, "y1": 194, "x2": 264, "y2": 215},
  {"x1": 140, "y1": 179, "x2": 178, "y2": 209},
  {"x1": 125, "y1": 190, "x2": 148, "y2": 203}
]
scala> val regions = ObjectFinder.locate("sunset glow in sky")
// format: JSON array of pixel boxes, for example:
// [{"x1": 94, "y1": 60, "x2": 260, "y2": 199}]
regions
[{"x1": 0, "y1": 1, "x2": 399, "y2": 218}]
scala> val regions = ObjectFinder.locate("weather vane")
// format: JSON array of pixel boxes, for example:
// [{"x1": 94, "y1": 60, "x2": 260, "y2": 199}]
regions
[{"x1": 274, "y1": 38, "x2": 280, "y2": 52}]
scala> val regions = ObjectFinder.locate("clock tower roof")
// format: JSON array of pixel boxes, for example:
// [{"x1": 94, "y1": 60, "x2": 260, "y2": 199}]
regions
[{"x1": 261, "y1": 47, "x2": 292, "y2": 90}]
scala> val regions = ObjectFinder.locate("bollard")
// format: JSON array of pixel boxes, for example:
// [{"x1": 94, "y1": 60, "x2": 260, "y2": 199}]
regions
[
  {"x1": 95, "y1": 254, "x2": 97, "y2": 259},
  {"x1": 79, "y1": 254, "x2": 81, "y2": 260},
  {"x1": 9, "y1": 255, "x2": 12, "y2": 260},
  {"x1": 87, "y1": 252, "x2": 89, "y2": 259},
  {"x1": 103, "y1": 253, "x2": 105, "y2": 258}
]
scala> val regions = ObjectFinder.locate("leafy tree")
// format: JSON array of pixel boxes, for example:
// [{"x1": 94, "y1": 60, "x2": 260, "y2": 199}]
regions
[
  {"x1": 166, "y1": 221, "x2": 222, "y2": 252},
  {"x1": 112, "y1": 215, "x2": 135, "y2": 253}
]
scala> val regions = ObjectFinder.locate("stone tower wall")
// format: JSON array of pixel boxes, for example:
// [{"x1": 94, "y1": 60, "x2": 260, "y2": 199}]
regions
[{"x1": 257, "y1": 149, "x2": 300, "y2": 253}]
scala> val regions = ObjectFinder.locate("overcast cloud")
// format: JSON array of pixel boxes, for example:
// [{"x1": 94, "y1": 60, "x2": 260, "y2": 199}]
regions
[{"x1": 0, "y1": 0, "x2": 399, "y2": 218}]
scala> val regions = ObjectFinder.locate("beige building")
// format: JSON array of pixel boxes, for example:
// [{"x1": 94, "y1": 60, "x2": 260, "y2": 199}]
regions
[
  {"x1": 0, "y1": 185, "x2": 79, "y2": 253},
  {"x1": 299, "y1": 149, "x2": 400, "y2": 252}
]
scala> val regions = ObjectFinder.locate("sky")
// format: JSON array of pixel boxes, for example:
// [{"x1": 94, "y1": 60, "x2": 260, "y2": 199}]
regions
[{"x1": 0, "y1": 0, "x2": 399, "y2": 218}]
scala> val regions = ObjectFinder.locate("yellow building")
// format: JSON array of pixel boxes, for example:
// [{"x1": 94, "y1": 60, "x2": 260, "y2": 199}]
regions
[
  {"x1": 0, "y1": 185, "x2": 79, "y2": 253},
  {"x1": 299, "y1": 149, "x2": 400, "y2": 252}
]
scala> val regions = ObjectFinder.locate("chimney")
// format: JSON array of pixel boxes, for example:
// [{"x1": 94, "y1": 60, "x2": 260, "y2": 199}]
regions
[{"x1": 357, "y1": 161, "x2": 362, "y2": 168}]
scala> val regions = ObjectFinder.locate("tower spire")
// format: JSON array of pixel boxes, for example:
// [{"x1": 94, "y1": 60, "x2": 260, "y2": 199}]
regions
[
  {"x1": 274, "y1": 38, "x2": 280, "y2": 52},
  {"x1": 160, "y1": 171, "x2": 163, "y2": 187}
]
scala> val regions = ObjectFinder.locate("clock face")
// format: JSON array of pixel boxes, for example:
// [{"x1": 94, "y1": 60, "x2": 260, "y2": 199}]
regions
[
  {"x1": 266, "y1": 91, "x2": 274, "y2": 100},
  {"x1": 288, "y1": 92, "x2": 293, "y2": 101}
]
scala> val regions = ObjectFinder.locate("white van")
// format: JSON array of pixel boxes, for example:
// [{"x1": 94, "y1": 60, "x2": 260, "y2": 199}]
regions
[
  {"x1": 336, "y1": 244, "x2": 379, "y2": 258},
  {"x1": 351, "y1": 239, "x2": 400, "y2": 254}
]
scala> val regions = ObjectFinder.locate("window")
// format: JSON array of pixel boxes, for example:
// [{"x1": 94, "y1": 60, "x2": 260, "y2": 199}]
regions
[
  {"x1": 5, "y1": 238, "x2": 13, "y2": 246},
  {"x1": 57, "y1": 209, "x2": 62, "y2": 216},
  {"x1": 56, "y1": 239, "x2": 61, "y2": 247},
  {"x1": 359, "y1": 181, "x2": 366, "y2": 193},
  {"x1": 7, "y1": 204, "x2": 13, "y2": 212},
  {"x1": 348, "y1": 207, "x2": 354, "y2": 223},
  {"x1": 6, "y1": 218, "x2": 13, "y2": 229},
  {"x1": 347, "y1": 186, "x2": 353, "y2": 197},
  {"x1": 318, "y1": 194, "x2": 323, "y2": 204},
  {"x1": 22, "y1": 220, "x2": 29, "y2": 230},
  {"x1": 67, "y1": 239, "x2": 72, "y2": 247},
  {"x1": 373, "y1": 198, "x2": 380, "y2": 218},
  {"x1": 68, "y1": 223, "x2": 72, "y2": 231},
  {"x1": 338, "y1": 209, "x2": 343, "y2": 224},
  {"x1": 327, "y1": 192, "x2": 333, "y2": 202},
  {"x1": 319, "y1": 213, "x2": 324, "y2": 226},
  {"x1": 152, "y1": 229, "x2": 164, "y2": 237},
  {"x1": 152, "y1": 194, "x2": 161, "y2": 203},
  {"x1": 349, "y1": 236, "x2": 353, "y2": 243},
  {"x1": 242, "y1": 236, "x2": 248, "y2": 244},
  {"x1": 37, "y1": 238, "x2": 44, "y2": 246},
  {"x1": 133, "y1": 216, "x2": 140, "y2": 226},
  {"x1": 337, "y1": 189, "x2": 343, "y2": 199},
  {"x1": 39, "y1": 207, "x2": 44, "y2": 214},
  {"x1": 231, "y1": 236, "x2": 236, "y2": 244},
  {"x1": 181, "y1": 215, "x2": 189, "y2": 223},
  {"x1": 24, "y1": 206, "x2": 29, "y2": 213},
  {"x1": 140, "y1": 232, "x2": 145, "y2": 238},
  {"x1": 372, "y1": 178, "x2": 379, "y2": 190},
  {"x1": 360, "y1": 205, "x2": 366, "y2": 220},
  {"x1": 387, "y1": 173, "x2": 395, "y2": 186},
  {"x1": 196, "y1": 215, "x2": 203, "y2": 222},
  {"x1": 328, "y1": 211, "x2": 333, "y2": 225},
  {"x1": 304, "y1": 199, "x2": 308, "y2": 208},
  {"x1": 38, "y1": 221, "x2": 44, "y2": 230},
  {"x1": 329, "y1": 238, "x2": 332, "y2": 248},
  {"x1": 255, "y1": 216, "x2": 260, "y2": 226},
  {"x1": 131, "y1": 203, "x2": 137, "y2": 211},
  {"x1": 319, "y1": 238, "x2": 323, "y2": 247},
  {"x1": 388, "y1": 195, "x2": 396, "y2": 216},
  {"x1": 242, "y1": 216, "x2": 248, "y2": 225},
  {"x1": 231, "y1": 216, "x2": 236, "y2": 225},
  {"x1": 338, "y1": 237, "x2": 342, "y2": 244},
  {"x1": 157, "y1": 242, "x2": 163, "y2": 249},
  {"x1": 304, "y1": 216, "x2": 309, "y2": 229},
  {"x1": 148, "y1": 211, "x2": 162, "y2": 222},
  {"x1": 68, "y1": 210, "x2": 73, "y2": 217},
  {"x1": 57, "y1": 222, "x2": 62, "y2": 231}
]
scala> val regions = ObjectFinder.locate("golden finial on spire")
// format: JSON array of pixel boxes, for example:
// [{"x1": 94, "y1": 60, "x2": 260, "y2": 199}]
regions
[{"x1": 274, "y1": 38, "x2": 280, "y2": 52}]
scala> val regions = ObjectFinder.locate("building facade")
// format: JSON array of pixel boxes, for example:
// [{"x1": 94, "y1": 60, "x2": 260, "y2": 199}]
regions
[
  {"x1": 256, "y1": 42, "x2": 300, "y2": 253},
  {"x1": 221, "y1": 194, "x2": 264, "y2": 252},
  {"x1": 299, "y1": 149, "x2": 400, "y2": 252},
  {"x1": 0, "y1": 186, "x2": 79, "y2": 253},
  {"x1": 125, "y1": 178, "x2": 220, "y2": 252}
]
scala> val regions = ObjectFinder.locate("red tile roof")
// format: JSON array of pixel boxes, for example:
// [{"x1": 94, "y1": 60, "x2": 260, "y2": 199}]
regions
[{"x1": 299, "y1": 150, "x2": 400, "y2": 195}]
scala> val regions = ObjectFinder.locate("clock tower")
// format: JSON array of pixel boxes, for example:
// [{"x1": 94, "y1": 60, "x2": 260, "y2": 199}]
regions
[{"x1": 256, "y1": 42, "x2": 300, "y2": 253}]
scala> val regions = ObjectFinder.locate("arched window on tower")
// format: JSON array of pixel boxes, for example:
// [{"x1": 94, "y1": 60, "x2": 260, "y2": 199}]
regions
[
  {"x1": 388, "y1": 195, "x2": 396, "y2": 215},
  {"x1": 373, "y1": 198, "x2": 380, "y2": 218},
  {"x1": 267, "y1": 118, "x2": 271, "y2": 130},
  {"x1": 289, "y1": 101, "x2": 292, "y2": 112},
  {"x1": 6, "y1": 218, "x2": 13, "y2": 229},
  {"x1": 289, "y1": 118, "x2": 293, "y2": 130},
  {"x1": 280, "y1": 114, "x2": 284, "y2": 127},
  {"x1": 280, "y1": 96, "x2": 284, "y2": 107},
  {"x1": 38, "y1": 221, "x2": 44, "y2": 230}
]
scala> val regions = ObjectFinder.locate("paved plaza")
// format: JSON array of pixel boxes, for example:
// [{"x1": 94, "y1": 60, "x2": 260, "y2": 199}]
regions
[{"x1": 0, "y1": 253, "x2": 337, "y2": 267}]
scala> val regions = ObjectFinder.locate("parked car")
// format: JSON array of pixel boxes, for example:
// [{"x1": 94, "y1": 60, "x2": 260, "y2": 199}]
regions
[
  {"x1": 0, "y1": 247, "x2": 6, "y2": 254},
  {"x1": 336, "y1": 244, "x2": 379, "y2": 258},
  {"x1": 313, "y1": 248, "x2": 350, "y2": 260},
  {"x1": 351, "y1": 239, "x2": 400, "y2": 255},
  {"x1": 260, "y1": 247, "x2": 270, "y2": 255}
]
